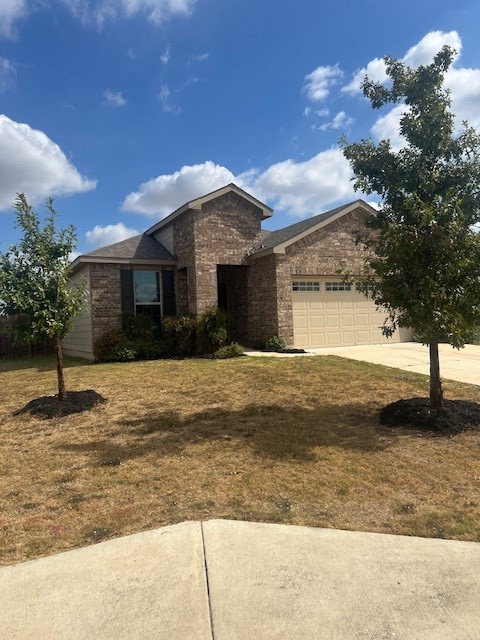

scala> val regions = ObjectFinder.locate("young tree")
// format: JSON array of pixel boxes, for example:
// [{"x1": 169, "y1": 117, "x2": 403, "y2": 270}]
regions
[
  {"x1": 342, "y1": 46, "x2": 480, "y2": 411},
  {"x1": 0, "y1": 194, "x2": 86, "y2": 400}
]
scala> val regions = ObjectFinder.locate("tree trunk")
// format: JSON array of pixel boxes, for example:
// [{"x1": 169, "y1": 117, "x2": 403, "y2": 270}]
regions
[
  {"x1": 429, "y1": 340, "x2": 443, "y2": 411},
  {"x1": 55, "y1": 333, "x2": 66, "y2": 400}
]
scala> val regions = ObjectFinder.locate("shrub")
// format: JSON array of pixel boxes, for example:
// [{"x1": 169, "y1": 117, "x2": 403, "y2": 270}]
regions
[
  {"x1": 122, "y1": 313, "x2": 159, "y2": 341},
  {"x1": 162, "y1": 315, "x2": 197, "y2": 357},
  {"x1": 264, "y1": 335, "x2": 286, "y2": 352},
  {"x1": 197, "y1": 306, "x2": 228, "y2": 354},
  {"x1": 94, "y1": 329, "x2": 125, "y2": 362},
  {"x1": 109, "y1": 343, "x2": 137, "y2": 362},
  {"x1": 214, "y1": 342, "x2": 245, "y2": 359}
]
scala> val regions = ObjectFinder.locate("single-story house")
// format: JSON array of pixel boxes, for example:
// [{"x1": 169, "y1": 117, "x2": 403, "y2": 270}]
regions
[{"x1": 63, "y1": 183, "x2": 412, "y2": 359}]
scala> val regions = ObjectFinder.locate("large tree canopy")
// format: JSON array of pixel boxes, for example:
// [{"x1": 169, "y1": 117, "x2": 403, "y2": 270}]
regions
[
  {"x1": 0, "y1": 194, "x2": 85, "y2": 399},
  {"x1": 342, "y1": 46, "x2": 480, "y2": 410}
]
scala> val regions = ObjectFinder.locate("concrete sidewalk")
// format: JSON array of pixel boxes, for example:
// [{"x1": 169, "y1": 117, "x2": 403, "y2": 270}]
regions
[
  {"x1": 1, "y1": 520, "x2": 479, "y2": 639},
  {"x1": 246, "y1": 342, "x2": 480, "y2": 386}
]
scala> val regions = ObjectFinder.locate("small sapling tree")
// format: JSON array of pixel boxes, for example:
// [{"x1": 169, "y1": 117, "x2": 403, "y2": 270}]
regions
[
  {"x1": 342, "y1": 46, "x2": 480, "y2": 411},
  {"x1": 0, "y1": 194, "x2": 86, "y2": 399}
]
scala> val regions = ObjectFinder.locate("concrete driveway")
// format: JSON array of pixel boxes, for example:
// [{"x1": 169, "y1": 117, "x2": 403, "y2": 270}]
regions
[
  {"x1": 247, "y1": 342, "x2": 480, "y2": 386},
  {"x1": 308, "y1": 342, "x2": 480, "y2": 386},
  {"x1": 1, "y1": 520, "x2": 479, "y2": 639}
]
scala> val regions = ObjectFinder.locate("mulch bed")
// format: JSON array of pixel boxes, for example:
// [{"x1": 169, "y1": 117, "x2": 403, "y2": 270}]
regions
[
  {"x1": 380, "y1": 397, "x2": 480, "y2": 434},
  {"x1": 14, "y1": 390, "x2": 107, "y2": 420}
]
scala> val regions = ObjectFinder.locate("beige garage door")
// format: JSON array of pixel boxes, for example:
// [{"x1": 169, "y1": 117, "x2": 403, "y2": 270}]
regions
[{"x1": 292, "y1": 278, "x2": 412, "y2": 348}]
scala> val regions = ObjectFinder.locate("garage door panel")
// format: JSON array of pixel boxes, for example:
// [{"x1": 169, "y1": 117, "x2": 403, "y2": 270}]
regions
[
  {"x1": 325, "y1": 315, "x2": 340, "y2": 328},
  {"x1": 294, "y1": 316, "x2": 308, "y2": 329},
  {"x1": 292, "y1": 277, "x2": 412, "y2": 348},
  {"x1": 309, "y1": 316, "x2": 325, "y2": 328},
  {"x1": 341, "y1": 315, "x2": 355, "y2": 328}
]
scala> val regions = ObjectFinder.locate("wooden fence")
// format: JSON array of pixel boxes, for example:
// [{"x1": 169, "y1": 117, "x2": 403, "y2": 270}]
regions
[{"x1": 0, "y1": 317, "x2": 54, "y2": 360}]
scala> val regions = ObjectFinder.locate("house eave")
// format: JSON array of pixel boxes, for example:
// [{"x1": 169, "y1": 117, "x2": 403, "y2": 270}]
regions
[
  {"x1": 249, "y1": 200, "x2": 374, "y2": 260},
  {"x1": 145, "y1": 183, "x2": 273, "y2": 237},
  {"x1": 70, "y1": 256, "x2": 177, "y2": 272}
]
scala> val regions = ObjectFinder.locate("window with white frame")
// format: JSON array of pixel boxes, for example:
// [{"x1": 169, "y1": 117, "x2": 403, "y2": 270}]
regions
[
  {"x1": 292, "y1": 281, "x2": 320, "y2": 292},
  {"x1": 325, "y1": 281, "x2": 352, "y2": 292},
  {"x1": 134, "y1": 271, "x2": 162, "y2": 321}
]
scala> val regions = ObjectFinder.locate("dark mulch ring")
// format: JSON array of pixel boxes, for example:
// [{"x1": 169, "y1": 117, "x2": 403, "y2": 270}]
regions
[
  {"x1": 380, "y1": 397, "x2": 480, "y2": 435},
  {"x1": 14, "y1": 390, "x2": 107, "y2": 420},
  {"x1": 262, "y1": 348, "x2": 307, "y2": 354}
]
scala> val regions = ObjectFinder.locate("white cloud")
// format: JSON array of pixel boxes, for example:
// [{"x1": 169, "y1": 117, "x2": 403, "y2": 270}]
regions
[
  {"x1": 402, "y1": 30, "x2": 461, "y2": 68},
  {"x1": 342, "y1": 31, "x2": 480, "y2": 146},
  {"x1": 303, "y1": 64, "x2": 343, "y2": 102},
  {"x1": 188, "y1": 52, "x2": 209, "y2": 64},
  {"x1": 61, "y1": 0, "x2": 196, "y2": 27},
  {"x1": 86, "y1": 222, "x2": 139, "y2": 247},
  {"x1": 316, "y1": 110, "x2": 354, "y2": 132},
  {"x1": 343, "y1": 30, "x2": 461, "y2": 95},
  {"x1": 251, "y1": 148, "x2": 355, "y2": 216},
  {"x1": 160, "y1": 45, "x2": 171, "y2": 64},
  {"x1": 158, "y1": 84, "x2": 180, "y2": 115},
  {"x1": 103, "y1": 89, "x2": 127, "y2": 107},
  {"x1": 122, "y1": 151, "x2": 356, "y2": 219},
  {"x1": 0, "y1": 114, "x2": 96, "y2": 211},
  {"x1": 342, "y1": 57, "x2": 388, "y2": 95},
  {"x1": 0, "y1": 58, "x2": 16, "y2": 92},
  {"x1": 370, "y1": 104, "x2": 407, "y2": 150},
  {"x1": 0, "y1": 0, "x2": 27, "y2": 38},
  {"x1": 446, "y1": 67, "x2": 480, "y2": 130},
  {"x1": 122, "y1": 161, "x2": 236, "y2": 217}
]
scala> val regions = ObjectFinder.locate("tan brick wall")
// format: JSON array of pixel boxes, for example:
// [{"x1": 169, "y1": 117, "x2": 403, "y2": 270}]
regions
[
  {"x1": 285, "y1": 210, "x2": 366, "y2": 276},
  {"x1": 172, "y1": 192, "x2": 265, "y2": 316},
  {"x1": 247, "y1": 254, "x2": 279, "y2": 346},
  {"x1": 249, "y1": 209, "x2": 368, "y2": 347},
  {"x1": 90, "y1": 263, "x2": 122, "y2": 345},
  {"x1": 90, "y1": 263, "x2": 175, "y2": 346}
]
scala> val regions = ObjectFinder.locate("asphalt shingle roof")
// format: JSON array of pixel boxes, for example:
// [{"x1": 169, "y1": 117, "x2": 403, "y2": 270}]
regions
[
  {"x1": 253, "y1": 202, "x2": 360, "y2": 252},
  {"x1": 84, "y1": 234, "x2": 175, "y2": 261}
]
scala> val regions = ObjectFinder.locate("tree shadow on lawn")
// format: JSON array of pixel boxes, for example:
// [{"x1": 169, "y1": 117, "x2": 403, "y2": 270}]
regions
[
  {"x1": 0, "y1": 355, "x2": 89, "y2": 374},
  {"x1": 57, "y1": 403, "x2": 396, "y2": 465}
]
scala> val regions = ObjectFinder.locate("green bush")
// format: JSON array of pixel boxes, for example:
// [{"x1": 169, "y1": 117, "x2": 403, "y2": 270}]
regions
[
  {"x1": 214, "y1": 342, "x2": 245, "y2": 359},
  {"x1": 197, "y1": 306, "x2": 228, "y2": 354},
  {"x1": 109, "y1": 343, "x2": 137, "y2": 362},
  {"x1": 264, "y1": 335, "x2": 286, "y2": 352},
  {"x1": 94, "y1": 329, "x2": 125, "y2": 362},
  {"x1": 162, "y1": 315, "x2": 197, "y2": 356},
  {"x1": 122, "y1": 313, "x2": 159, "y2": 341}
]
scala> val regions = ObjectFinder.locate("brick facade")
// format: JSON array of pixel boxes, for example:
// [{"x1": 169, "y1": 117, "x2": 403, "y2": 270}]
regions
[
  {"x1": 86, "y1": 191, "x2": 371, "y2": 351},
  {"x1": 90, "y1": 263, "x2": 175, "y2": 346}
]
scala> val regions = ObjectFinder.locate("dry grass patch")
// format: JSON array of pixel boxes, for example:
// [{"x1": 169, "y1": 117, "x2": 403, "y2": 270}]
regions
[{"x1": 0, "y1": 354, "x2": 479, "y2": 566}]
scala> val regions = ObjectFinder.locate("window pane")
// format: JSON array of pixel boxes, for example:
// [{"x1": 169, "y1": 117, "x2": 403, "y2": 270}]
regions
[
  {"x1": 136, "y1": 304, "x2": 161, "y2": 320},
  {"x1": 292, "y1": 281, "x2": 320, "y2": 292},
  {"x1": 134, "y1": 271, "x2": 160, "y2": 303},
  {"x1": 326, "y1": 281, "x2": 351, "y2": 292}
]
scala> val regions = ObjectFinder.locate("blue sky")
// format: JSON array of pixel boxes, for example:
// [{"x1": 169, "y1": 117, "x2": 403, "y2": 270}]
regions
[{"x1": 1, "y1": 1, "x2": 480, "y2": 255}]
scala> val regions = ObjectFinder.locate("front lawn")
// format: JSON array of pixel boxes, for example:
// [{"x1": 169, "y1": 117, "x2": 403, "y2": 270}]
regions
[{"x1": 1, "y1": 354, "x2": 479, "y2": 566}]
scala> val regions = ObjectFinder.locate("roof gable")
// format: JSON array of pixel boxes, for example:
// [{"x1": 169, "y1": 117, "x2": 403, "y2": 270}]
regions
[
  {"x1": 145, "y1": 183, "x2": 272, "y2": 236},
  {"x1": 250, "y1": 200, "x2": 375, "y2": 258}
]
